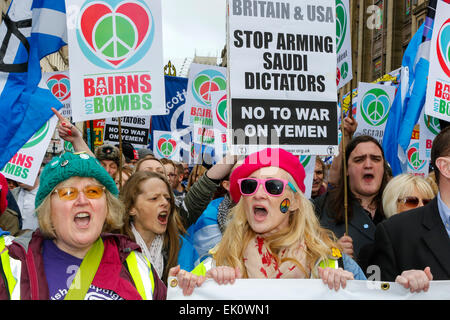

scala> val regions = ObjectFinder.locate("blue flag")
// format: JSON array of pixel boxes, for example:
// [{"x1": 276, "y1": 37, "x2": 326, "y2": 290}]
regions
[
  {"x1": 383, "y1": 24, "x2": 425, "y2": 175},
  {"x1": 0, "y1": 0, "x2": 66, "y2": 171},
  {"x1": 397, "y1": 18, "x2": 434, "y2": 151},
  {"x1": 383, "y1": 19, "x2": 436, "y2": 176},
  {"x1": 383, "y1": 1, "x2": 438, "y2": 176}
]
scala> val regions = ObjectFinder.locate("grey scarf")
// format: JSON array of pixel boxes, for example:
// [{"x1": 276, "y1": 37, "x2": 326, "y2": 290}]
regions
[{"x1": 131, "y1": 223, "x2": 164, "y2": 279}]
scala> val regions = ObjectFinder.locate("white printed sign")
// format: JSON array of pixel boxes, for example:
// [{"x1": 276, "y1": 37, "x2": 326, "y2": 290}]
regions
[
  {"x1": 424, "y1": 0, "x2": 450, "y2": 122},
  {"x1": 406, "y1": 138, "x2": 430, "y2": 177},
  {"x1": 183, "y1": 63, "x2": 227, "y2": 127},
  {"x1": 418, "y1": 108, "x2": 440, "y2": 160},
  {"x1": 353, "y1": 82, "x2": 396, "y2": 145},
  {"x1": 42, "y1": 71, "x2": 72, "y2": 118},
  {"x1": 1, "y1": 117, "x2": 58, "y2": 185},
  {"x1": 66, "y1": 0, "x2": 166, "y2": 122},
  {"x1": 211, "y1": 91, "x2": 229, "y2": 161},
  {"x1": 153, "y1": 130, "x2": 181, "y2": 162},
  {"x1": 228, "y1": 0, "x2": 338, "y2": 156},
  {"x1": 336, "y1": 0, "x2": 352, "y2": 90},
  {"x1": 300, "y1": 155, "x2": 316, "y2": 199}
]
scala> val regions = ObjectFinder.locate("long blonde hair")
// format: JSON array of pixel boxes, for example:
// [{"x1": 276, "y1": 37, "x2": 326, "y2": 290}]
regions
[{"x1": 214, "y1": 178, "x2": 338, "y2": 278}]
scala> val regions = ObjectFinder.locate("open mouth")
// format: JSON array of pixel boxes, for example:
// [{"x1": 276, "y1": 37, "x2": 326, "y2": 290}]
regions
[
  {"x1": 74, "y1": 212, "x2": 91, "y2": 228},
  {"x1": 253, "y1": 205, "x2": 268, "y2": 222},
  {"x1": 363, "y1": 173, "x2": 374, "y2": 182},
  {"x1": 157, "y1": 212, "x2": 168, "y2": 225}
]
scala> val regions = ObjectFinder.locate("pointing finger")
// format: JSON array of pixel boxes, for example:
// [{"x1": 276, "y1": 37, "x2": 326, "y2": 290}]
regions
[{"x1": 51, "y1": 107, "x2": 66, "y2": 122}]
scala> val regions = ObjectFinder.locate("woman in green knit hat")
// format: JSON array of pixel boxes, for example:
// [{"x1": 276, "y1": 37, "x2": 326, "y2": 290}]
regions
[{"x1": 0, "y1": 152, "x2": 166, "y2": 300}]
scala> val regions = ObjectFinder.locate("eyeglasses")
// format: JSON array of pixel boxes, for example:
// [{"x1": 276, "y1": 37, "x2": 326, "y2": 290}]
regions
[
  {"x1": 53, "y1": 185, "x2": 105, "y2": 201},
  {"x1": 237, "y1": 178, "x2": 297, "y2": 196},
  {"x1": 398, "y1": 196, "x2": 431, "y2": 208}
]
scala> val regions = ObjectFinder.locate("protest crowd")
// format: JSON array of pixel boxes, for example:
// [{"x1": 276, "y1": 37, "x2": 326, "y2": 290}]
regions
[
  {"x1": 0, "y1": 0, "x2": 450, "y2": 301},
  {"x1": 1, "y1": 112, "x2": 449, "y2": 300}
]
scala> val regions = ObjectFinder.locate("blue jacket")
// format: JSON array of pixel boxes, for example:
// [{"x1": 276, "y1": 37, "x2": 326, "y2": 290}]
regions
[{"x1": 178, "y1": 197, "x2": 224, "y2": 271}]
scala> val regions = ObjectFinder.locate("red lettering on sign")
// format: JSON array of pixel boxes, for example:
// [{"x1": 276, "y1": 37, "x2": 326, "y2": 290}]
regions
[
  {"x1": 115, "y1": 76, "x2": 126, "y2": 94},
  {"x1": 127, "y1": 75, "x2": 139, "y2": 93},
  {"x1": 140, "y1": 74, "x2": 151, "y2": 93},
  {"x1": 84, "y1": 78, "x2": 95, "y2": 97}
]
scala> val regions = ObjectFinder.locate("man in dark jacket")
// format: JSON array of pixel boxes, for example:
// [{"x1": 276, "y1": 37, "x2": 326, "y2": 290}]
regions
[
  {"x1": 370, "y1": 126, "x2": 450, "y2": 292},
  {"x1": 313, "y1": 135, "x2": 389, "y2": 273}
]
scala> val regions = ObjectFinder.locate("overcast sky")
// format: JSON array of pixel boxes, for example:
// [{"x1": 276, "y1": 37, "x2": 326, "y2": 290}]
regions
[{"x1": 161, "y1": 0, "x2": 227, "y2": 75}]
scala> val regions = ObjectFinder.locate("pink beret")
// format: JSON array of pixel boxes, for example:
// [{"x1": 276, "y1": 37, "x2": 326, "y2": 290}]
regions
[{"x1": 229, "y1": 148, "x2": 306, "y2": 203}]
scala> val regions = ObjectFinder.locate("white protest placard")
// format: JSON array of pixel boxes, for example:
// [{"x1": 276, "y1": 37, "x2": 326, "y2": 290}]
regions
[
  {"x1": 211, "y1": 91, "x2": 229, "y2": 161},
  {"x1": 192, "y1": 125, "x2": 215, "y2": 148},
  {"x1": 153, "y1": 130, "x2": 181, "y2": 162},
  {"x1": 353, "y1": 82, "x2": 396, "y2": 145},
  {"x1": 406, "y1": 138, "x2": 430, "y2": 177},
  {"x1": 418, "y1": 108, "x2": 441, "y2": 160},
  {"x1": 336, "y1": 0, "x2": 352, "y2": 90},
  {"x1": 228, "y1": 0, "x2": 338, "y2": 156},
  {"x1": 211, "y1": 91, "x2": 228, "y2": 133},
  {"x1": 299, "y1": 155, "x2": 315, "y2": 199},
  {"x1": 43, "y1": 71, "x2": 72, "y2": 118},
  {"x1": 183, "y1": 63, "x2": 227, "y2": 127},
  {"x1": 1, "y1": 117, "x2": 58, "y2": 185},
  {"x1": 424, "y1": 0, "x2": 450, "y2": 122},
  {"x1": 103, "y1": 116, "x2": 150, "y2": 148},
  {"x1": 192, "y1": 124, "x2": 224, "y2": 166},
  {"x1": 66, "y1": 0, "x2": 166, "y2": 122},
  {"x1": 167, "y1": 278, "x2": 450, "y2": 300}
]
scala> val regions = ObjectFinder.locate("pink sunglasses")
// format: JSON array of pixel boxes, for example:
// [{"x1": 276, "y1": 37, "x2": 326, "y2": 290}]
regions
[{"x1": 237, "y1": 178, "x2": 297, "y2": 196}]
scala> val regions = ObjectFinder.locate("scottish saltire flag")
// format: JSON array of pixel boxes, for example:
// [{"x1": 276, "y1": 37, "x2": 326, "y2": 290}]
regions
[
  {"x1": 383, "y1": 0, "x2": 437, "y2": 176},
  {"x1": 0, "y1": 0, "x2": 66, "y2": 171}
]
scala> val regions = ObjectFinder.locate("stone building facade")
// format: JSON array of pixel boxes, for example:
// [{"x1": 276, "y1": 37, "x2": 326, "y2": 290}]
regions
[{"x1": 340, "y1": 0, "x2": 430, "y2": 97}]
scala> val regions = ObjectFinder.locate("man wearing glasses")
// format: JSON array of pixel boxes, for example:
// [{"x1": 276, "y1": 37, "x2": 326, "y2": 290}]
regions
[{"x1": 370, "y1": 126, "x2": 450, "y2": 292}]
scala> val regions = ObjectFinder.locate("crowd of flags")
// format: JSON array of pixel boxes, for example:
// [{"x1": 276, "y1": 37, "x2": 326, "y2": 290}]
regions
[{"x1": 0, "y1": 0, "x2": 446, "y2": 176}]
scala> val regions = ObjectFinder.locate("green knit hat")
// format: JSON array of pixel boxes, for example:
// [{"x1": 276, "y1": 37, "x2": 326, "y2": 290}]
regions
[{"x1": 35, "y1": 152, "x2": 119, "y2": 208}]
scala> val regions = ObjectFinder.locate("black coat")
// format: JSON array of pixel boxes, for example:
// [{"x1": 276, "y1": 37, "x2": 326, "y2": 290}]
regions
[
  {"x1": 313, "y1": 192, "x2": 379, "y2": 272},
  {"x1": 369, "y1": 198, "x2": 450, "y2": 281}
]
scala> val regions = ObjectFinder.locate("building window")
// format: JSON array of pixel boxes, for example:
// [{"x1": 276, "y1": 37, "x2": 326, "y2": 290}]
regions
[
  {"x1": 374, "y1": 58, "x2": 383, "y2": 78},
  {"x1": 417, "y1": 17, "x2": 424, "y2": 29},
  {"x1": 405, "y1": 0, "x2": 411, "y2": 15}
]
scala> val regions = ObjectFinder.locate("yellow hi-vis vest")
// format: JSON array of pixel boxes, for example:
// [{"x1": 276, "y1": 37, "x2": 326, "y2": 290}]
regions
[
  {"x1": 0, "y1": 236, "x2": 21, "y2": 300},
  {"x1": 1, "y1": 236, "x2": 154, "y2": 300},
  {"x1": 125, "y1": 251, "x2": 155, "y2": 300}
]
